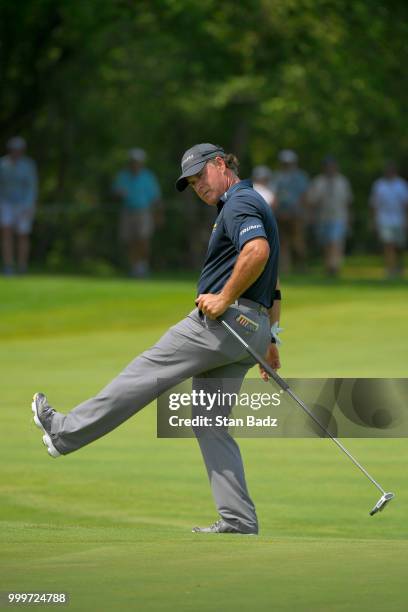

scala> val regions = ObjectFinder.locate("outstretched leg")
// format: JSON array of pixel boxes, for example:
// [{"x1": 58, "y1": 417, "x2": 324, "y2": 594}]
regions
[{"x1": 36, "y1": 309, "x2": 251, "y2": 455}]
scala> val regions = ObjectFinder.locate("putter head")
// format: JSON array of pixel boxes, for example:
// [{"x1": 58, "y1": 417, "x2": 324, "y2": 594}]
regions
[{"x1": 369, "y1": 492, "x2": 395, "y2": 516}]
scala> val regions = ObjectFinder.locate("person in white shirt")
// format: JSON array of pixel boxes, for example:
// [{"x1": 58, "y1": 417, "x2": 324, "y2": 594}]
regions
[
  {"x1": 251, "y1": 165, "x2": 276, "y2": 210},
  {"x1": 370, "y1": 162, "x2": 408, "y2": 278},
  {"x1": 308, "y1": 156, "x2": 353, "y2": 277}
]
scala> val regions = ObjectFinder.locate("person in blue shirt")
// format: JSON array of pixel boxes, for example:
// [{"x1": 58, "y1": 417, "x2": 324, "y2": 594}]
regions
[
  {"x1": 113, "y1": 148, "x2": 162, "y2": 278},
  {"x1": 32, "y1": 143, "x2": 282, "y2": 535},
  {"x1": 273, "y1": 149, "x2": 309, "y2": 273},
  {"x1": 0, "y1": 137, "x2": 38, "y2": 275}
]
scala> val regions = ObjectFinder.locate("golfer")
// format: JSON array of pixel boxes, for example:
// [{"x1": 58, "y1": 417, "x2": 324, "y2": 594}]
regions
[{"x1": 32, "y1": 143, "x2": 281, "y2": 535}]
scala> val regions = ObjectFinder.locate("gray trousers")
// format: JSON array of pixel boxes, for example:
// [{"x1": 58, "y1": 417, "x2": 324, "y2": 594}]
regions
[{"x1": 50, "y1": 303, "x2": 270, "y2": 533}]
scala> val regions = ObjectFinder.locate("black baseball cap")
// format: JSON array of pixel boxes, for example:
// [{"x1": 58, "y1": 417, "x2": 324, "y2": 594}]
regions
[{"x1": 175, "y1": 143, "x2": 225, "y2": 192}]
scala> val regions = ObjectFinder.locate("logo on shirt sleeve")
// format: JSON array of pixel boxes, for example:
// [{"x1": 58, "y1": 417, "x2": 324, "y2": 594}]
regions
[{"x1": 240, "y1": 224, "x2": 262, "y2": 236}]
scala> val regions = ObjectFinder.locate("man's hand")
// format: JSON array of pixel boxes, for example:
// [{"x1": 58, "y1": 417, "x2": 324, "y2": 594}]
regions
[
  {"x1": 259, "y1": 344, "x2": 281, "y2": 381},
  {"x1": 195, "y1": 293, "x2": 230, "y2": 319}
]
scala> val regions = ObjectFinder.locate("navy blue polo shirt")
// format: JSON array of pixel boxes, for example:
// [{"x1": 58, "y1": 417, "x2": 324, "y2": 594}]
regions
[{"x1": 197, "y1": 179, "x2": 279, "y2": 308}]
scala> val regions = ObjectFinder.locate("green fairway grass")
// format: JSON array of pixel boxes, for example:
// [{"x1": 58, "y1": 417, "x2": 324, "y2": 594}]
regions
[{"x1": 1, "y1": 269, "x2": 407, "y2": 611}]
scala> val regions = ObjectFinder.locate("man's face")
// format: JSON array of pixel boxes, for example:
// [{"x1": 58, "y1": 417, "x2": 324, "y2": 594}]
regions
[
  {"x1": 325, "y1": 161, "x2": 338, "y2": 176},
  {"x1": 9, "y1": 148, "x2": 24, "y2": 160},
  {"x1": 280, "y1": 161, "x2": 296, "y2": 172},
  {"x1": 256, "y1": 176, "x2": 269, "y2": 186},
  {"x1": 187, "y1": 157, "x2": 227, "y2": 206},
  {"x1": 129, "y1": 160, "x2": 143, "y2": 173},
  {"x1": 385, "y1": 164, "x2": 397, "y2": 178}
]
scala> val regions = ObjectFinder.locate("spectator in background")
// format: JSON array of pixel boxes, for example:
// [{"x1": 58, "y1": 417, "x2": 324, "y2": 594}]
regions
[
  {"x1": 274, "y1": 150, "x2": 309, "y2": 273},
  {"x1": 252, "y1": 165, "x2": 276, "y2": 210},
  {"x1": 113, "y1": 148, "x2": 162, "y2": 278},
  {"x1": 370, "y1": 162, "x2": 408, "y2": 279},
  {"x1": 0, "y1": 137, "x2": 38, "y2": 276},
  {"x1": 308, "y1": 156, "x2": 353, "y2": 277}
]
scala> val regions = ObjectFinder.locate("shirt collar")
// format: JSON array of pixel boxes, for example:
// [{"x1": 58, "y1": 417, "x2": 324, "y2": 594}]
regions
[{"x1": 217, "y1": 179, "x2": 253, "y2": 213}]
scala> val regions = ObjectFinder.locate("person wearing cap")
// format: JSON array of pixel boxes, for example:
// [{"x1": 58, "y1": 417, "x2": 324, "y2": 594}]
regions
[
  {"x1": 0, "y1": 137, "x2": 38, "y2": 275},
  {"x1": 112, "y1": 148, "x2": 162, "y2": 278},
  {"x1": 31, "y1": 143, "x2": 281, "y2": 535},
  {"x1": 274, "y1": 149, "x2": 309, "y2": 273},
  {"x1": 307, "y1": 156, "x2": 353, "y2": 277},
  {"x1": 251, "y1": 165, "x2": 276, "y2": 209}
]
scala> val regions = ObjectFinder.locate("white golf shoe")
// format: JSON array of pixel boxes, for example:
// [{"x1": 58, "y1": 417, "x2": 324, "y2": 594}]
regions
[{"x1": 31, "y1": 393, "x2": 61, "y2": 458}]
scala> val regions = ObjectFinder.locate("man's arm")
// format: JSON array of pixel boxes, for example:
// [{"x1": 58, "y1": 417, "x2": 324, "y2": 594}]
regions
[
  {"x1": 112, "y1": 172, "x2": 127, "y2": 201},
  {"x1": 152, "y1": 197, "x2": 165, "y2": 226},
  {"x1": 195, "y1": 237, "x2": 269, "y2": 318},
  {"x1": 259, "y1": 279, "x2": 281, "y2": 380},
  {"x1": 268, "y1": 278, "x2": 281, "y2": 328},
  {"x1": 403, "y1": 181, "x2": 408, "y2": 229},
  {"x1": 23, "y1": 160, "x2": 38, "y2": 207},
  {"x1": 369, "y1": 184, "x2": 378, "y2": 234},
  {"x1": 196, "y1": 240, "x2": 282, "y2": 376}
]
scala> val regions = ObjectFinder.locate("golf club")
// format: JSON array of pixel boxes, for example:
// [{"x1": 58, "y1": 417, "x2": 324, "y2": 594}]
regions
[{"x1": 219, "y1": 317, "x2": 395, "y2": 516}]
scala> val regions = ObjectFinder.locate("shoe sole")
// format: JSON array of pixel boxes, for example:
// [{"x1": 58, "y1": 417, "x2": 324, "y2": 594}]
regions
[
  {"x1": 31, "y1": 395, "x2": 61, "y2": 458},
  {"x1": 192, "y1": 532, "x2": 257, "y2": 535},
  {"x1": 192, "y1": 529, "x2": 257, "y2": 535}
]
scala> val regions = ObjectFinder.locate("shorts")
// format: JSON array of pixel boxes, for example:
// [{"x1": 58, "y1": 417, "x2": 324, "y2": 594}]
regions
[
  {"x1": 377, "y1": 226, "x2": 406, "y2": 247},
  {"x1": 316, "y1": 220, "x2": 347, "y2": 246},
  {"x1": 119, "y1": 209, "x2": 154, "y2": 243},
  {"x1": 0, "y1": 202, "x2": 35, "y2": 234}
]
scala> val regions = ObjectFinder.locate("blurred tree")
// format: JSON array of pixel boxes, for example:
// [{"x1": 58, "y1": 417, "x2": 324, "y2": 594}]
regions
[{"x1": 1, "y1": 0, "x2": 407, "y2": 268}]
